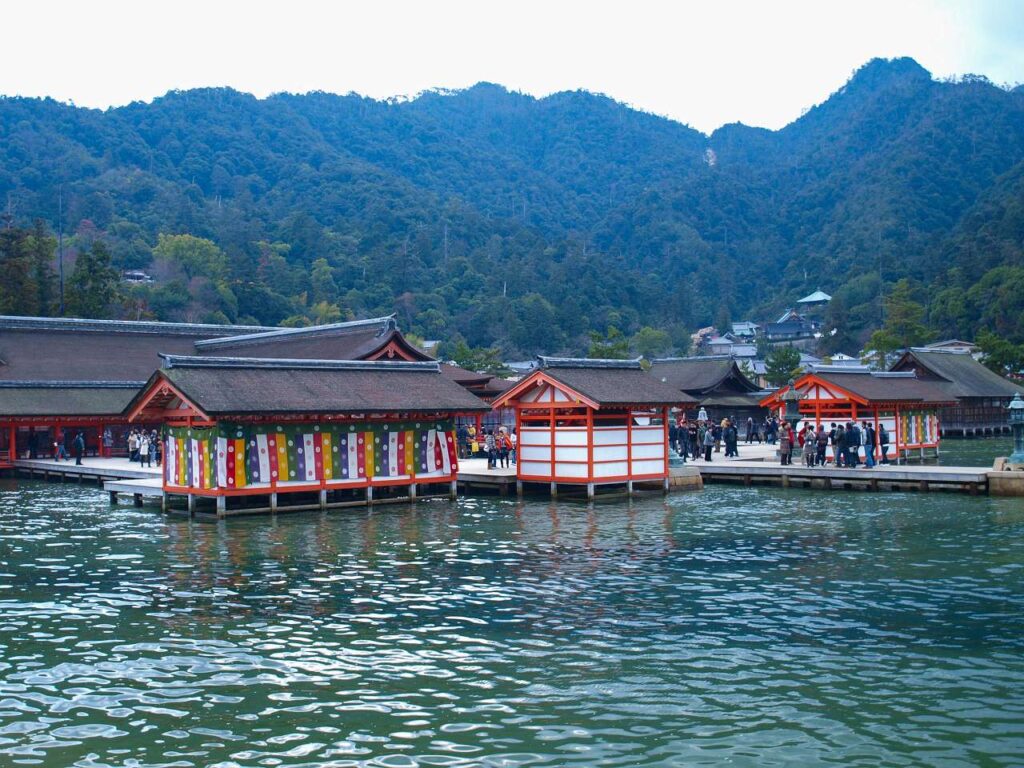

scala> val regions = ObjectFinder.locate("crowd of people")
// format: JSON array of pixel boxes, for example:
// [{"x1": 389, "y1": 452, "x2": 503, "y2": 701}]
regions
[
  {"x1": 127, "y1": 429, "x2": 161, "y2": 467},
  {"x1": 457, "y1": 424, "x2": 517, "y2": 469},
  {"x1": 669, "y1": 412, "x2": 892, "y2": 467},
  {"x1": 797, "y1": 420, "x2": 891, "y2": 468}
]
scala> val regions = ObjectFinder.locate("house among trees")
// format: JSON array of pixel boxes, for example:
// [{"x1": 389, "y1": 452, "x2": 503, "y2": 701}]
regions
[
  {"x1": 890, "y1": 348, "x2": 1022, "y2": 435},
  {"x1": 797, "y1": 289, "x2": 832, "y2": 307},
  {"x1": 763, "y1": 310, "x2": 820, "y2": 343},
  {"x1": 124, "y1": 356, "x2": 488, "y2": 514},
  {"x1": 0, "y1": 314, "x2": 501, "y2": 463},
  {"x1": 648, "y1": 356, "x2": 767, "y2": 424},
  {"x1": 490, "y1": 358, "x2": 690, "y2": 498}
]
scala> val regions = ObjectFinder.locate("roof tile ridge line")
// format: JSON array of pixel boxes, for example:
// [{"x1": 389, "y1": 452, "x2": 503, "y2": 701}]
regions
[
  {"x1": 908, "y1": 347, "x2": 970, "y2": 355},
  {"x1": 537, "y1": 355, "x2": 643, "y2": 369},
  {"x1": 0, "y1": 314, "x2": 266, "y2": 336},
  {"x1": 193, "y1": 315, "x2": 398, "y2": 348},
  {"x1": 0, "y1": 380, "x2": 148, "y2": 388},
  {"x1": 159, "y1": 354, "x2": 440, "y2": 372},
  {"x1": 651, "y1": 355, "x2": 734, "y2": 362}
]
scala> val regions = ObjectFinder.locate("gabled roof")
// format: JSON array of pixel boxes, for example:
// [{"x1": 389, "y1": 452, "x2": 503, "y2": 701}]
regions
[
  {"x1": 763, "y1": 369, "x2": 955, "y2": 408},
  {"x1": 125, "y1": 356, "x2": 489, "y2": 420},
  {"x1": 891, "y1": 349, "x2": 1021, "y2": 399},
  {"x1": 648, "y1": 357, "x2": 761, "y2": 395},
  {"x1": 814, "y1": 370, "x2": 953, "y2": 404},
  {"x1": 493, "y1": 358, "x2": 693, "y2": 409}
]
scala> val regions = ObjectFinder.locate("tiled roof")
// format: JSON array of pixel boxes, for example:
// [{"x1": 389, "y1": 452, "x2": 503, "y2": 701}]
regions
[
  {"x1": 537, "y1": 358, "x2": 696, "y2": 406},
  {"x1": 0, "y1": 381, "x2": 143, "y2": 416},
  {"x1": 648, "y1": 357, "x2": 760, "y2": 395},
  {"x1": 892, "y1": 349, "x2": 1021, "y2": 399},
  {"x1": 132, "y1": 357, "x2": 489, "y2": 417},
  {"x1": 815, "y1": 371, "x2": 954, "y2": 404}
]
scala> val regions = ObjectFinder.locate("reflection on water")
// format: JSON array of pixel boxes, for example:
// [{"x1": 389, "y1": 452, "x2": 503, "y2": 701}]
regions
[{"x1": 1, "y1": 479, "x2": 1023, "y2": 766}]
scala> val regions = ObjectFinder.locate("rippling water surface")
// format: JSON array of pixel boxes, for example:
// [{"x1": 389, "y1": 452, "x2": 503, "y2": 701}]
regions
[{"x1": 1, "y1": 478, "x2": 1023, "y2": 767}]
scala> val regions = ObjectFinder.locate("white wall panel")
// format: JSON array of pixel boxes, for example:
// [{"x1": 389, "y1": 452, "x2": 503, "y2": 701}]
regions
[
  {"x1": 632, "y1": 443, "x2": 665, "y2": 460},
  {"x1": 631, "y1": 459, "x2": 664, "y2": 475},
  {"x1": 520, "y1": 445, "x2": 551, "y2": 461},
  {"x1": 555, "y1": 446, "x2": 588, "y2": 462},
  {"x1": 520, "y1": 429, "x2": 551, "y2": 446},
  {"x1": 555, "y1": 462, "x2": 588, "y2": 478},
  {"x1": 594, "y1": 445, "x2": 628, "y2": 461},
  {"x1": 520, "y1": 461, "x2": 551, "y2": 476},
  {"x1": 593, "y1": 428, "x2": 627, "y2": 445},
  {"x1": 555, "y1": 428, "x2": 588, "y2": 446},
  {"x1": 593, "y1": 461, "x2": 628, "y2": 478}
]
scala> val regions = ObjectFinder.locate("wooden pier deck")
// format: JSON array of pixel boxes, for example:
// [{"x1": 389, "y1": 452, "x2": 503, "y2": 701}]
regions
[
  {"x1": 697, "y1": 459, "x2": 991, "y2": 494},
  {"x1": 5, "y1": 452, "x2": 1020, "y2": 503}
]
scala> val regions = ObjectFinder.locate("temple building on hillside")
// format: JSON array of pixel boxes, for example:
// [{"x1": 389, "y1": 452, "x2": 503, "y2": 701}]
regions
[
  {"x1": 0, "y1": 314, "x2": 508, "y2": 464},
  {"x1": 760, "y1": 368, "x2": 954, "y2": 463},
  {"x1": 890, "y1": 348, "x2": 1021, "y2": 436},
  {"x1": 648, "y1": 357, "x2": 767, "y2": 424},
  {"x1": 490, "y1": 358, "x2": 693, "y2": 498},
  {"x1": 124, "y1": 356, "x2": 489, "y2": 514}
]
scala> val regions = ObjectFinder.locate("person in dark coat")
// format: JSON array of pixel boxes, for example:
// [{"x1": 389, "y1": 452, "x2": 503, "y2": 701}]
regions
[
  {"x1": 73, "y1": 431, "x2": 85, "y2": 466},
  {"x1": 835, "y1": 425, "x2": 848, "y2": 468}
]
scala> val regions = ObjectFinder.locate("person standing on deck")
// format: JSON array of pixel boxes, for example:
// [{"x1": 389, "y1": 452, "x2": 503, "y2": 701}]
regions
[
  {"x1": 879, "y1": 423, "x2": 890, "y2": 464},
  {"x1": 484, "y1": 430, "x2": 496, "y2": 469},
  {"x1": 847, "y1": 421, "x2": 861, "y2": 468},
  {"x1": 73, "y1": 431, "x2": 85, "y2": 466},
  {"x1": 835, "y1": 424, "x2": 848, "y2": 467},
  {"x1": 779, "y1": 421, "x2": 792, "y2": 465},
  {"x1": 669, "y1": 420, "x2": 679, "y2": 456},
  {"x1": 861, "y1": 421, "x2": 876, "y2": 468},
  {"x1": 510, "y1": 428, "x2": 517, "y2": 465},
  {"x1": 139, "y1": 435, "x2": 151, "y2": 468},
  {"x1": 688, "y1": 422, "x2": 700, "y2": 460},
  {"x1": 815, "y1": 424, "x2": 828, "y2": 467},
  {"x1": 702, "y1": 423, "x2": 714, "y2": 462},
  {"x1": 496, "y1": 427, "x2": 512, "y2": 468},
  {"x1": 54, "y1": 430, "x2": 70, "y2": 461}
]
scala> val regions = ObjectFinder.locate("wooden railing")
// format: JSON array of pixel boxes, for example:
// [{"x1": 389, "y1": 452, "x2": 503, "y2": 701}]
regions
[{"x1": 940, "y1": 405, "x2": 1011, "y2": 432}]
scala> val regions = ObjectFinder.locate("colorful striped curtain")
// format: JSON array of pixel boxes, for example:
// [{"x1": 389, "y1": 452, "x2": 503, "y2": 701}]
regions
[
  {"x1": 164, "y1": 427, "x2": 216, "y2": 489},
  {"x1": 205, "y1": 421, "x2": 458, "y2": 490}
]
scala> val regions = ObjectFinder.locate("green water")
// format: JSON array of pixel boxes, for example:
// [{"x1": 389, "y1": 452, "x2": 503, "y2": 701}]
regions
[{"x1": 1, "y1": 478, "x2": 1023, "y2": 767}]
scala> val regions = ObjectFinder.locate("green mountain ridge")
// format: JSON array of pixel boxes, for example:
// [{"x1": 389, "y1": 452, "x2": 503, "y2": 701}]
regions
[{"x1": 1, "y1": 56, "x2": 1023, "y2": 355}]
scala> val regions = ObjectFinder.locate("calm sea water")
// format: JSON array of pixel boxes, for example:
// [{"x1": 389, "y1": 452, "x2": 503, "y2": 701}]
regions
[{"x1": 1, "y1": 476, "x2": 1023, "y2": 767}]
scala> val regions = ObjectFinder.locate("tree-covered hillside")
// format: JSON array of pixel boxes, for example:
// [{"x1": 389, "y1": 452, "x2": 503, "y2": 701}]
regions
[{"x1": 1, "y1": 56, "x2": 1022, "y2": 356}]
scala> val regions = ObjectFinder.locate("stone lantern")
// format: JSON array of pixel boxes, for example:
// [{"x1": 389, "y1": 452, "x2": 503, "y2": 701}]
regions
[
  {"x1": 780, "y1": 379, "x2": 803, "y2": 458},
  {"x1": 1009, "y1": 392, "x2": 1024, "y2": 468}
]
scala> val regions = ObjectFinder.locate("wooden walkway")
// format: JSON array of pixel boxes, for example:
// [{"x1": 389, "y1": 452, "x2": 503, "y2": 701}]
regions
[
  {"x1": 695, "y1": 456, "x2": 991, "y2": 494},
  {"x1": 6, "y1": 453, "x2": 1019, "y2": 503}
]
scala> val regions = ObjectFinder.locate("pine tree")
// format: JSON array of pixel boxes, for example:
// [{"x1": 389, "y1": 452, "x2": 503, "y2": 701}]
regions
[{"x1": 66, "y1": 241, "x2": 121, "y2": 318}]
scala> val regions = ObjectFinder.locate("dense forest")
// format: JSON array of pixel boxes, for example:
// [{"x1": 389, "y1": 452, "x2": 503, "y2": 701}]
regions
[{"x1": 1, "y1": 56, "x2": 1023, "y2": 361}]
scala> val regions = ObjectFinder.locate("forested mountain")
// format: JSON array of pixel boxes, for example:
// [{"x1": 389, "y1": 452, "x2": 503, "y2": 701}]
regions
[{"x1": 1, "y1": 56, "x2": 1023, "y2": 357}]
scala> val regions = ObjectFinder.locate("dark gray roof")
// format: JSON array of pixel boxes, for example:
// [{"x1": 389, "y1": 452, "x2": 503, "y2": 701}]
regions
[
  {"x1": 648, "y1": 357, "x2": 760, "y2": 395},
  {"x1": 537, "y1": 358, "x2": 695, "y2": 406},
  {"x1": 130, "y1": 357, "x2": 489, "y2": 417},
  {"x1": 815, "y1": 371, "x2": 954, "y2": 404},
  {"x1": 892, "y1": 350, "x2": 1022, "y2": 399},
  {"x1": 0, "y1": 315, "x2": 264, "y2": 336},
  {"x1": 0, "y1": 315, "x2": 264, "y2": 382},
  {"x1": 0, "y1": 381, "x2": 142, "y2": 416}
]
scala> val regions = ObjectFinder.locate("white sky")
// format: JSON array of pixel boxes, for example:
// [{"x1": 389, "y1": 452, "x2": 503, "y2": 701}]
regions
[{"x1": 1, "y1": 0, "x2": 1021, "y2": 134}]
